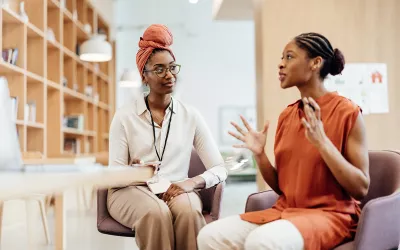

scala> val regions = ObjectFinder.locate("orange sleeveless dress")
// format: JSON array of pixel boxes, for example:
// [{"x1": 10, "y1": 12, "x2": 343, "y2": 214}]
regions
[{"x1": 241, "y1": 92, "x2": 362, "y2": 250}]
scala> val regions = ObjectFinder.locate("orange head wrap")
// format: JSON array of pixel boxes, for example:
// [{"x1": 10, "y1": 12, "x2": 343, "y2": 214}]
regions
[{"x1": 136, "y1": 24, "x2": 176, "y2": 78}]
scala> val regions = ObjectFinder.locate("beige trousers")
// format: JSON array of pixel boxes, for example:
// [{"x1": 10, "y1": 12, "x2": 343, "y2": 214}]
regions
[
  {"x1": 107, "y1": 186, "x2": 206, "y2": 250},
  {"x1": 197, "y1": 215, "x2": 304, "y2": 250}
]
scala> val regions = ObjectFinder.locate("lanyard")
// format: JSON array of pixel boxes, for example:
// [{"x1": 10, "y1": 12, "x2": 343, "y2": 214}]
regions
[{"x1": 145, "y1": 96, "x2": 173, "y2": 162}]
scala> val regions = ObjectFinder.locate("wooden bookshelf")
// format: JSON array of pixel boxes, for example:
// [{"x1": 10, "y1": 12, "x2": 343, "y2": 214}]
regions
[{"x1": 1, "y1": 0, "x2": 115, "y2": 157}]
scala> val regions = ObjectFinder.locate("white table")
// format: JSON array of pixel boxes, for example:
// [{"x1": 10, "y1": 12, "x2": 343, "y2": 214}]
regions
[{"x1": 0, "y1": 166, "x2": 153, "y2": 250}]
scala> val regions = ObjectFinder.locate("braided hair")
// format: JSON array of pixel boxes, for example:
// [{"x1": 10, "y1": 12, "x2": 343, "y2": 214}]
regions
[{"x1": 294, "y1": 33, "x2": 345, "y2": 79}]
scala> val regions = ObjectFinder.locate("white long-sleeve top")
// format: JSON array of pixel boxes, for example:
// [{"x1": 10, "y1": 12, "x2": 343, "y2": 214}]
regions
[{"x1": 108, "y1": 94, "x2": 227, "y2": 189}]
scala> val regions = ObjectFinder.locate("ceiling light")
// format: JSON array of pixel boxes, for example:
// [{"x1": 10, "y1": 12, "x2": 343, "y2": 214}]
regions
[
  {"x1": 79, "y1": 34, "x2": 112, "y2": 62},
  {"x1": 119, "y1": 69, "x2": 141, "y2": 88},
  {"x1": 189, "y1": 0, "x2": 199, "y2": 4}
]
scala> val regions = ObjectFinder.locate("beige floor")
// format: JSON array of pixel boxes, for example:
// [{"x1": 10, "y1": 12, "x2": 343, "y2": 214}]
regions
[{"x1": 1, "y1": 182, "x2": 257, "y2": 250}]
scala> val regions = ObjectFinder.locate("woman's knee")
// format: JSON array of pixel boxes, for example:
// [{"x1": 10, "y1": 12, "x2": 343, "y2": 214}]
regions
[
  {"x1": 174, "y1": 207, "x2": 203, "y2": 221},
  {"x1": 197, "y1": 222, "x2": 219, "y2": 250},
  {"x1": 143, "y1": 203, "x2": 172, "y2": 224},
  {"x1": 244, "y1": 220, "x2": 304, "y2": 250},
  {"x1": 244, "y1": 231, "x2": 278, "y2": 250}
]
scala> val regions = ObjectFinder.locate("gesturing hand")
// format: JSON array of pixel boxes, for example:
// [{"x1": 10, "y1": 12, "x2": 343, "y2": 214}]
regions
[
  {"x1": 301, "y1": 97, "x2": 328, "y2": 149},
  {"x1": 228, "y1": 115, "x2": 269, "y2": 156},
  {"x1": 162, "y1": 180, "x2": 196, "y2": 204}
]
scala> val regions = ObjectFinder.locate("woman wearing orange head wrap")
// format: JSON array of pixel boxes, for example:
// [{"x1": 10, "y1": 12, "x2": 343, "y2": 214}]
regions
[{"x1": 107, "y1": 24, "x2": 227, "y2": 250}]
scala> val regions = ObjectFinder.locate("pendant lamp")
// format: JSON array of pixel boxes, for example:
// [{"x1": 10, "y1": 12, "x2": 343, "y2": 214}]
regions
[
  {"x1": 119, "y1": 69, "x2": 141, "y2": 88},
  {"x1": 79, "y1": 34, "x2": 112, "y2": 62}
]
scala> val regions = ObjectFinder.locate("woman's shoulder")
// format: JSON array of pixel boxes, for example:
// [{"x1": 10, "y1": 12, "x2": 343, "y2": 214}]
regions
[
  {"x1": 111, "y1": 100, "x2": 139, "y2": 126},
  {"x1": 329, "y1": 94, "x2": 361, "y2": 115},
  {"x1": 172, "y1": 97, "x2": 201, "y2": 118},
  {"x1": 279, "y1": 100, "x2": 300, "y2": 120}
]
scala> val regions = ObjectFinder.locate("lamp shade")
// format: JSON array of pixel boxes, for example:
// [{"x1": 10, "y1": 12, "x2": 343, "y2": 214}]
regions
[
  {"x1": 79, "y1": 34, "x2": 112, "y2": 62},
  {"x1": 119, "y1": 69, "x2": 141, "y2": 88}
]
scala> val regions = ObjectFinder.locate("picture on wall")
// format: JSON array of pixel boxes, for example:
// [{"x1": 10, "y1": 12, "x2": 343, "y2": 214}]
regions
[{"x1": 325, "y1": 63, "x2": 389, "y2": 114}]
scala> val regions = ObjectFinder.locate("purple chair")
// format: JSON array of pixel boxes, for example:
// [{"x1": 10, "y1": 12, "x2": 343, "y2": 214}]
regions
[
  {"x1": 97, "y1": 150, "x2": 225, "y2": 237},
  {"x1": 245, "y1": 150, "x2": 400, "y2": 250}
]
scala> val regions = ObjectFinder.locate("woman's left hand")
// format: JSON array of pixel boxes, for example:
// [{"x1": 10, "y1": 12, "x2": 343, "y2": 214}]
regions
[
  {"x1": 162, "y1": 180, "x2": 196, "y2": 203},
  {"x1": 301, "y1": 97, "x2": 328, "y2": 149}
]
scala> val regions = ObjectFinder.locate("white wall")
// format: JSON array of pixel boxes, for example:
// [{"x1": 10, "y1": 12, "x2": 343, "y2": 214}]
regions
[
  {"x1": 115, "y1": 0, "x2": 255, "y2": 148},
  {"x1": 89, "y1": 0, "x2": 114, "y2": 37}
]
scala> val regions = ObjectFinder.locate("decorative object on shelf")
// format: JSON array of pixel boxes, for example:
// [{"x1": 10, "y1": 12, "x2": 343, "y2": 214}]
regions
[
  {"x1": 84, "y1": 85, "x2": 93, "y2": 97},
  {"x1": 75, "y1": 44, "x2": 80, "y2": 56},
  {"x1": 79, "y1": 34, "x2": 112, "y2": 62},
  {"x1": 83, "y1": 24, "x2": 92, "y2": 34},
  {"x1": 24, "y1": 101, "x2": 36, "y2": 122},
  {"x1": 98, "y1": 28, "x2": 107, "y2": 36},
  {"x1": 10, "y1": 96, "x2": 18, "y2": 121},
  {"x1": 63, "y1": 114, "x2": 84, "y2": 130},
  {"x1": 94, "y1": 63, "x2": 99, "y2": 73},
  {"x1": 19, "y1": 1, "x2": 29, "y2": 23},
  {"x1": 62, "y1": 76, "x2": 68, "y2": 87},
  {"x1": 73, "y1": 83, "x2": 79, "y2": 92},
  {"x1": 119, "y1": 69, "x2": 141, "y2": 88},
  {"x1": 46, "y1": 28, "x2": 56, "y2": 42},
  {"x1": 94, "y1": 93, "x2": 99, "y2": 104},
  {"x1": 64, "y1": 138, "x2": 80, "y2": 154}
]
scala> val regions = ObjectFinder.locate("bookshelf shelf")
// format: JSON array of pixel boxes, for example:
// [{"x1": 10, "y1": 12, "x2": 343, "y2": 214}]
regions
[
  {"x1": 2, "y1": 7, "x2": 24, "y2": 24},
  {"x1": 26, "y1": 122, "x2": 45, "y2": 129},
  {"x1": 2, "y1": 0, "x2": 116, "y2": 157},
  {"x1": 0, "y1": 61, "x2": 25, "y2": 75},
  {"x1": 63, "y1": 127, "x2": 85, "y2": 136},
  {"x1": 27, "y1": 23, "x2": 45, "y2": 38}
]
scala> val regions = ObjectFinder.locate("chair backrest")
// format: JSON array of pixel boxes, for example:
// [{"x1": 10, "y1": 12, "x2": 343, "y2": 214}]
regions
[
  {"x1": 361, "y1": 150, "x2": 400, "y2": 208},
  {"x1": 188, "y1": 149, "x2": 217, "y2": 214}
]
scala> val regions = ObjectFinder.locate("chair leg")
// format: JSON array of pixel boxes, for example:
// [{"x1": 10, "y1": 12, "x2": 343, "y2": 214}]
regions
[
  {"x1": 26, "y1": 200, "x2": 35, "y2": 247},
  {"x1": 38, "y1": 199, "x2": 51, "y2": 245},
  {"x1": 89, "y1": 187, "x2": 97, "y2": 210}
]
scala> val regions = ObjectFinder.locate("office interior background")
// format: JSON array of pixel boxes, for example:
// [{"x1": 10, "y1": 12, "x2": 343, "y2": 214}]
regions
[{"x1": 0, "y1": 0, "x2": 399, "y2": 249}]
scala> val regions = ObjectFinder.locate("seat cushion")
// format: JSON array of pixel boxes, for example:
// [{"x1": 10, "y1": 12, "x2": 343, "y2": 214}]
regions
[
  {"x1": 97, "y1": 217, "x2": 135, "y2": 237},
  {"x1": 98, "y1": 210, "x2": 215, "y2": 237}
]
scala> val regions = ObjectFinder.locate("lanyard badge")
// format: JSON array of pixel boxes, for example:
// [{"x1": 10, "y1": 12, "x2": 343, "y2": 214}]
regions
[{"x1": 145, "y1": 96, "x2": 173, "y2": 184}]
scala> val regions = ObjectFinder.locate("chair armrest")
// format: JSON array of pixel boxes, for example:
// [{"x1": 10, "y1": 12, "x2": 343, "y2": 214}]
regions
[
  {"x1": 210, "y1": 181, "x2": 225, "y2": 221},
  {"x1": 245, "y1": 190, "x2": 279, "y2": 213},
  {"x1": 354, "y1": 192, "x2": 400, "y2": 250}
]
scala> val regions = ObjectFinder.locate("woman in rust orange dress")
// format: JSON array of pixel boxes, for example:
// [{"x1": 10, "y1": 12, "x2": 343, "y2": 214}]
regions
[{"x1": 197, "y1": 32, "x2": 370, "y2": 250}]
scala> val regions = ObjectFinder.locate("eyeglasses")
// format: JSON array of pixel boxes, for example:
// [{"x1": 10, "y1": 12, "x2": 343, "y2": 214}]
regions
[{"x1": 144, "y1": 64, "x2": 181, "y2": 78}]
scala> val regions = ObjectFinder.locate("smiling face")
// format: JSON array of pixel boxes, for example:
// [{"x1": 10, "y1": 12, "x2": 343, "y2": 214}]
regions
[
  {"x1": 143, "y1": 50, "x2": 178, "y2": 95},
  {"x1": 278, "y1": 40, "x2": 321, "y2": 89}
]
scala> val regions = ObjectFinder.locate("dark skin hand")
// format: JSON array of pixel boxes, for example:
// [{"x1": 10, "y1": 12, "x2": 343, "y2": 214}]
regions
[
  {"x1": 301, "y1": 97, "x2": 370, "y2": 200},
  {"x1": 162, "y1": 176, "x2": 205, "y2": 204},
  {"x1": 130, "y1": 158, "x2": 206, "y2": 203},
  {"x1": 228, "y1": 116, "x2": 281, "y2": 195}
]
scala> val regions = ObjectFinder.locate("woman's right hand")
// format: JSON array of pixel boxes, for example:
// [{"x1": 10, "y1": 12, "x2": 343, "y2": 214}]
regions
[{"x1": 228, "y1": 116, "x2": 269, "y2": 156}]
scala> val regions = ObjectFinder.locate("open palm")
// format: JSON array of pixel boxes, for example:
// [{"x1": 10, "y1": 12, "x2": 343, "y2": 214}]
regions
[{"x1": 228, "y1": 116, "x2": 269, "y2": 155}]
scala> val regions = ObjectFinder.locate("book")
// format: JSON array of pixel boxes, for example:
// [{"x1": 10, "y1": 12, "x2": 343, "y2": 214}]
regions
[{"x1": 1, "y1": 48, "x2": 19, "y2": 65}]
